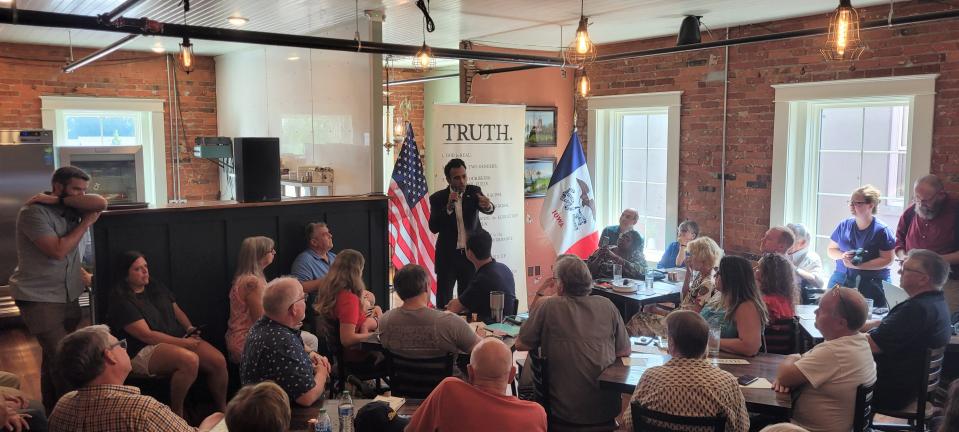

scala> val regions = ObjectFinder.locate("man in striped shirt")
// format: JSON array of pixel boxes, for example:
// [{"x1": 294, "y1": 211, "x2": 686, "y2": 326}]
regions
[{"x1": 49, "y1": 325, "x2": 223, "y2": 432}]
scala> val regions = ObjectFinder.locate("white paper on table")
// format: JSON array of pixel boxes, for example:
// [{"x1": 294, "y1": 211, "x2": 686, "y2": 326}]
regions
[
  {"x1": 711, "y1": 358, "x2": 750, "y2": 365},
  {"x1": 622, "y1": 357, "x2": 646, "y2": 367},
  {"x1": 741, "y1": 378, "x2": 773, "y2": 389},
  {"x1": 631, "y1": 344, "x2": 665, "y2": 354}
]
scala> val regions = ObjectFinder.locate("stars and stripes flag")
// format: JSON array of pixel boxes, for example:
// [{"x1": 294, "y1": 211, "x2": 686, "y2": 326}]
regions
[
  {"x1": 388, "y1": 123, "x2": 437, "y2": 303},
  {"x1": 539, "y1": 130, "x2": 599, "y2": 258}
]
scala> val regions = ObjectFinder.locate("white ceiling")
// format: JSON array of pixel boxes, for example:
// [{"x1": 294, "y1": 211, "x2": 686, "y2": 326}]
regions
[{"x1": 0, "y1": 0, "x2": 900, "y2": 60}]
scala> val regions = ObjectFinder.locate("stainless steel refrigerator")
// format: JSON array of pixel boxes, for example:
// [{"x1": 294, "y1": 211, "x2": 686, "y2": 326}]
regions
[{"x1": 0, "y1": 130, "x2": 55, "y2": 286}]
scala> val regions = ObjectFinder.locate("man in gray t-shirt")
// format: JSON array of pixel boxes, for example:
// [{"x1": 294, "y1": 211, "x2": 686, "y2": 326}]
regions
[
  {"x1": 9, "y1": 166, "x2": 107, "y2": 411},
  {"x1": 378, "y1": 264, "x2": 480, "y2": 359}
]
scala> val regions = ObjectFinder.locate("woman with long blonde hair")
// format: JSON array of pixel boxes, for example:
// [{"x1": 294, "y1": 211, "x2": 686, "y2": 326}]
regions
[
  {"x1": 226, "y1": 236, "x2": 274, "y2": 363},
  {"x1": 314, "y1": 249, "x2": 379, "y2": 364}
]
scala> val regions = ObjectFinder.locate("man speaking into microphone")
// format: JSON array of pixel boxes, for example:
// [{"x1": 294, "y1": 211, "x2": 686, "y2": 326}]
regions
[{"x1": 429, "y1": 158, "x2": 495, "y2": 309}]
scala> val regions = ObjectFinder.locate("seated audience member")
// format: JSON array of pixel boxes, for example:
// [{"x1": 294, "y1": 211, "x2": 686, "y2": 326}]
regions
[
  {"x1": 599, "y1": 208, "x2": 639, "y2": 247},
  {"x1": 627, "y1": 236, "x2": 723, "y2": 337},
  {"x1": 756, "y1": 253, "x2": 798, "y2": 322},
  {"x1": 0, "y1": 371, "x2": 48, "y2": 432},
  {"x1": 516, "y1": 256, "x2": 630, "y2": 427},
  {"x1": 700, "y1": 256, "x2": 769, "y2": 356},
  {"x1": 225, "y1": 381, "x2": 290, "y2": 432},
  {"x1": 446, "y1": 230, "x2": 517, "y2": 321},
  {"x1": 241, "y1": 277, "x2": 331, "y2": 407},
  {"x1": 862, "y1": 249, "x2": 952, "y2": 410},
  {"x1": 658, "y1": 220, "x2": 700, "y2": 269},
  {"x1": 785, "y1": 223, "x2": 826, "y2": 297},
  {"x1": 291, "y1": 222, "x2": 338, "y2": 326},
  {"x1": 529, "y1": 254, "x2": 579, "y2": 311},
  {"x1": 107, "y1": 251, "x2": 227, "y2": 416},
  {"x1": 760, "y1": 226, "x2": 795, "y2": 255},
  {"x1": 226, "y1": 236, "x2": 318, "y2": 363},
  {"x1": 624, "y1": 310, "x2": 748, "y2": 432},
  {"x1": 759, "y1": 424, "x2": 810, "y2": 432},
  {"x1": 49, "y1": 325, "x2": 223, "y2": 432},
  {"x1": 587, "y1": 229, "x2": 648, "y2": 279},
  {"x1": 826, "y1": 184, "x2": 896, "y2": 307},
  {"x1": 407, "y1": 338, "x2": 546, "y2": 432},
  {"x1": 773, "y1": 287, "x2": 875, "y2": 432},
  {"x1": 378, "y1": 264, "x2": 480, "y2": 358},
  {"x1": 314, "y1": 249, "x2": 381, "y2": 367},
  {"x1": 354, "y1": 401, "x2": 409, "y2": 432}
]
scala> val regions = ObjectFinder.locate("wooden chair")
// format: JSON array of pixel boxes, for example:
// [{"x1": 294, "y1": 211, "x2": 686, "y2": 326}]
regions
[
  {"x1": 385, "y1": 351, "x2": 454, "y2": 399},
  {"x1": 873, "y1": 346, "x2": 946, "y2": 431},
  {"x1": 853, "y1": 381, "x2": 876, "y2": 432},
  {"x1": 322, "y1": 319, "x2": 386, "y2": 395},
  {"x1": 529, "y1": 349, "x2": 617, "y2": 432},
  {"x1": 763, "y1": 316, "x2": 801, "y2": 355},
  {"x1": 630, "y1": 402, "x2": 726, "y2": 432}
]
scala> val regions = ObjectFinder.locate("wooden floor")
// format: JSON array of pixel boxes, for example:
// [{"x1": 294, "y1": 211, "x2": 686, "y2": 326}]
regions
[{"x1": 0, "y1": 325, "x2": 42, "y2": 400}]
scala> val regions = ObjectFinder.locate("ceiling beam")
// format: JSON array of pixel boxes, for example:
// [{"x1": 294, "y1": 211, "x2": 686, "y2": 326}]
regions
[{"x1": 0, "y1": 8, "x2": 565, "y2": 67}]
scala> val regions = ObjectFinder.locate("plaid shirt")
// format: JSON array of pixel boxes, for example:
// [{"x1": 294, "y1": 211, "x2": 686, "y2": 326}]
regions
[{"x1": 49, "y1": 384, "x2": 196, "y2": 432}]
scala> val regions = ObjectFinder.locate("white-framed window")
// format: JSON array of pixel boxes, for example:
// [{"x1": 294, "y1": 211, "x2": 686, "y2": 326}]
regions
[
  {"x1": 60, "y1": 110, "x2": 143, "y2": 146},
  {"x1": 770, "y1": 75, "x2": 937, "y2": 278},
  {"x1": 587, "y1": 91, "x2": 682, "y2": 263}
]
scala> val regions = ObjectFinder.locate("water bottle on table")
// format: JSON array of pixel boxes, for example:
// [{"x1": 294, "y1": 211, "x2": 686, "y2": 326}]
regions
[
  {"x1": 338, "y1": 391, "x2": 354, "y2": 432},
  {"x1": 314, "y1": 408, "x2": 332, "y2": 432},
  {"x1": 645, "y1": 269, "x2": 655, "y2": 292}
]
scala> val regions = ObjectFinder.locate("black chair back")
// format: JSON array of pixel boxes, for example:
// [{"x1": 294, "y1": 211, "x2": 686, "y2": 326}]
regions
[
  {"x1": 763, "y1": 316, "x2": 800, "y2": 354},
  {"x1": 853, "y1": 381, "x2": 876, "y2": 432},
  {"x1": 530, "y1": 348, "x2": 550, "y2": 414},
  {"x1": 510, "y1": 296, "x2": 519, "y2": 316},
  {"x1": 385, "y1": 351, "x2": 454, "y2": 399},
  {"x1": 630, "y1": 401, "x2": 726, "y2": 432},
  {"x1": 873, "y1": 346, "x2": 946, "y2": 432}
]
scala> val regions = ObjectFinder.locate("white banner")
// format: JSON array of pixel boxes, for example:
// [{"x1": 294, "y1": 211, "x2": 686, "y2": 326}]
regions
[{"x1": 429, "y1": 103, "x2": 528, "y2": 311}]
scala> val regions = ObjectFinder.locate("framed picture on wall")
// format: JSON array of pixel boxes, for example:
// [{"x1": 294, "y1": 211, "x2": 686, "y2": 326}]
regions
[
  {"x1": 524, "y1": 157, "x2": 555, "y2": 198},
  {"x1": 525, "y1": 107, "x2": 557, "y2": 147}
]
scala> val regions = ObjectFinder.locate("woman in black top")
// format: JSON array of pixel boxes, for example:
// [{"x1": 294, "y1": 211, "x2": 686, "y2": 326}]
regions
[{"x1": 108, "y1": 251, "x2": 227, "y2": 416}]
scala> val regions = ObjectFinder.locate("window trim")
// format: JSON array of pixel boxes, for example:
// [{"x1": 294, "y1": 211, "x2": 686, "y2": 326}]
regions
[
  {"x1": 770, "y1": 74, "x2": 937, "y2": 228},
  {"x1": 40, "y1": 96, "x2": 168, "y2": 205},
  {"x1": 587, "y1": 91, "x2": 682, "y2": 262}
]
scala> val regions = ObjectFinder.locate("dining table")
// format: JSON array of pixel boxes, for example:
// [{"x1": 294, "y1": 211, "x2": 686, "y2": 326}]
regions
[
  {"x1": 598, "y1": 348, "x2": 793, "y2": 416},
  {"x1": 591, "y1": 279, "x2": 683, "y2": 323}
]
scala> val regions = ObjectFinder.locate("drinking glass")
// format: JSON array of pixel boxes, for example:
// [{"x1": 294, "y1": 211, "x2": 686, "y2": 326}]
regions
[{"x1": 612, "y1": 264, "x2": 623, "y2": 281}]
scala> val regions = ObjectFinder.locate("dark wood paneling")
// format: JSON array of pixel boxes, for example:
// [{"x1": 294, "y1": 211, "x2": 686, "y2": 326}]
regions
[{"x1": 92, "y1": 197, "x2": 389, "y2": 352}]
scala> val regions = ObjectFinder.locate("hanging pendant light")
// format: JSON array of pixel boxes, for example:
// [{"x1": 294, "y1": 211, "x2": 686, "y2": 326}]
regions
[
  {"x1": 577, "y1": 73, "x2": 590, "y2": 98},
  {"x1": 413, "y1": 43, "x2": 435, "y2": 72},
  {"x1": 563, "y1": 0, "x2": 596, "y2": 69},
  {"x1": 821, "y1": 0, "x2": 865, "y2": 61},
  {"x1": 179, "y1": 38, "x2": 195, "y2": 73}
]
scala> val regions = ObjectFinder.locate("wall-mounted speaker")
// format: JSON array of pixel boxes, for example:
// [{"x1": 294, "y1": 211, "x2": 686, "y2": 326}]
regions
[{"x1": 233, "y1": 137, "x2": 281, "y2": 203}]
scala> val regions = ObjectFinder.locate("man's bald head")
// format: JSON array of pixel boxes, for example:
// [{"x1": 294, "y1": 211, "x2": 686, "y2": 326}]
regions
[
  {"x1": 263, "y1": 277, "x2": 302, "y2": 318},
  {"x1": 468, "y1": 338, "x2": 513, "y2": 383}
]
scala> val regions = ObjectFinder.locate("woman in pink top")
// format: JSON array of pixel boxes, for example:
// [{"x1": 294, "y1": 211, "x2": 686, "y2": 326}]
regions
[
  {"x1": 756, "y1": 253, "x2": 798, "y2": 322},
  {"x1": 226, "y1": 236, "x2": 274, "y2": 363}
]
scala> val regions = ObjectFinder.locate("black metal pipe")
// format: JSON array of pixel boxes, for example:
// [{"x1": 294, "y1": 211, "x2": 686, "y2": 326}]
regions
[
  {"x1": 0, "y1": 8, "x2": 564, "y2": 67},
  {"x1": 386, "y1": 64, "x2": 553, "y2": 86},
  {"x1": 596, "y1": 8, "x2": 959, "y2": 62},
  {"x1": 99, "y1": 0, "x2": 145, "y2": 24},
  {"x1": 63, "y1": 34, "x2": 139, "y2": 72}
]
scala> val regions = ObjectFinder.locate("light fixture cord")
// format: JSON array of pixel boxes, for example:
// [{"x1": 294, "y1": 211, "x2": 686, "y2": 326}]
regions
[
  {"x1": 416, "y1": 0, "x2": 435, "y2": 32},
  {"x1": 354, "y1": 0, "x2": 362, "y2": 51}
]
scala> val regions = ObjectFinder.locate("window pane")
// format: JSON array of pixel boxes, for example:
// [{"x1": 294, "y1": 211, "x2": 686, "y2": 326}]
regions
[
  {"x1": 861, "y1": 152, "x2": 906, "y2": 199},
  {"x1": 816, "y1": 194, "x2": 851, "y2": 240},
  {"x1": 621, "y1": 149, "x2": 647, "y2": 182},
  {"x1": 622, "y1": 114, "x2": 647, "y2": 149},
  {"x1": 644, "y1": 217, "x2": 666, "y2": 254},
  {"x1": 818, "y1": 152, "x2": 861, "y2": 194},
  {"x1": 101, "y1": 116, "x2": 137, "y2": 145},
  {"x1": 862, "y1": 106, "x2": 894, "y2": 151},
  {"x1": 65, "y1": 115, "x2": 102, "y2": 146},
  {"x1": 622, "y1": 182, "x2": 646, "y2": 216},
  {"x1": 647, "y1": 149, "x2": 667, "y2": 183},
  {"x1": 645, "y1": 183, "x2": 667, "y2": 219},
  {"x1": 820, "y1": 107, "x2": 863, "y2": 151},
  {"x1": 814, "y1": 235, "x2": 834, "y2": 274},
  {"x1": 647, "y1": 113, "x2": 668, "y2": 150}
]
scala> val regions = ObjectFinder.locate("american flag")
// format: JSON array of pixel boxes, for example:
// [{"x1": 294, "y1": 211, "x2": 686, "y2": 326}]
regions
[{"x1": 388, "y1": 123, "x2": 437, "y2": 303}]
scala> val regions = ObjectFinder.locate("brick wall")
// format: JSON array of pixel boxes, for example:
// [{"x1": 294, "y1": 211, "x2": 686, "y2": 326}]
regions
[
  {"x1": 576, "y1": 0, "x2": 959, "y2": 256},
  {"x1": 0, "y1": 42, "x2": 219, "y2": 201},
  {"x1": 383, "y1": 68, "x2": 426, "y2": 154}
]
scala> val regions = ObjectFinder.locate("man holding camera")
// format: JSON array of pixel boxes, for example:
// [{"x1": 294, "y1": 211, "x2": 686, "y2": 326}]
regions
[{"x1": 429, "y1": 159, "x2": 495, "y2": 309}]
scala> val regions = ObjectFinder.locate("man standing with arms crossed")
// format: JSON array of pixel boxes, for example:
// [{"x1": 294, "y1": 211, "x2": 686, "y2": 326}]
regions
[
  {"x1": 9, "y1": 166, "x2": 107, "y2": 411},
  {"x1": 429, "y1": 158, "x2": 495, "y2": 309}
]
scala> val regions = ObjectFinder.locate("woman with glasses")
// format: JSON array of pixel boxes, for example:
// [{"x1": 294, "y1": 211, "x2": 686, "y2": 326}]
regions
[
  {"x1": 627, "y1": 236, "x2": 723, "y2": 337},
  {"x1": 314, "y1": 249, "x2": 381, "y2": 368},
  {"x1": 107, "y1": 250, "x2": 228, "y2": 417},
  {"x1": 657, "y1": 220, "x2": 700, "y2": 269},
  {"x1": 826, "y1": 184, "x2": 896, "y2": 307},
  {"x1": 756, "y1": 253, "x2": 798, "y2": 322},
  {"x1": 700, "y1": 255, "x2": 769, "y2": 356}
]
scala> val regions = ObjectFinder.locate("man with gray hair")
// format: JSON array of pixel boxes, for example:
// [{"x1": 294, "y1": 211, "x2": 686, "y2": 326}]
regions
[
  {"x1": 894, "y1": 174, "x2": 959, "y2": 313},
  {"x1": 862, "y1": 249, "x2": 952, "y2": 410},
  {"x1": 773, "y1": 287, "x2": 875, "y2": 432},
  {"x1": 786, "y1": 223, "x2": 825, "y2": 303},
  {"x1": 48, "y1": 325, "x2": 223, "y2": 431},
  {"x1": 240, "y1": 277, "x2": 331, "y2": 407}
]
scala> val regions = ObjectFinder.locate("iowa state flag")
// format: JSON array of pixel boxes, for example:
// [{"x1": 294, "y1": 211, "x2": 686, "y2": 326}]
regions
[{"x1": 539, "y1": 131, "x2": 598, "y2": 258}]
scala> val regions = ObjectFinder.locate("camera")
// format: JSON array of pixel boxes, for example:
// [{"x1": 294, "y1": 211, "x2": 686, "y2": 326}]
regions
[{"x1": 851, "y1": 248, "x2": 868, "y2": 266}]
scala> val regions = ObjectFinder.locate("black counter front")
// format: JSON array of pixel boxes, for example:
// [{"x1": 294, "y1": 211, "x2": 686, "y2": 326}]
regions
[{"x1": 91, "y1": 195, "x2": 389, "y2": 350}]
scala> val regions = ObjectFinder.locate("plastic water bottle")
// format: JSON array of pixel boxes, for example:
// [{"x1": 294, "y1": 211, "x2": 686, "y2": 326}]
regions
[
  {"x1": 645, "y1": 269, "x2": 655, "y2": 292},
  {"x1": 338, "y1": 391, "x2": 354, "y2": 432},
  {"x1": 314, "y1": 408, "x2": 332, "y2": 432}
]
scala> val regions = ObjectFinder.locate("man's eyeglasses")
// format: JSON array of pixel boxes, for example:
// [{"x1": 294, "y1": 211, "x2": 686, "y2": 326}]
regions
[{"x1": 109, "y1": 339, "x2": 128, "y2": 350}]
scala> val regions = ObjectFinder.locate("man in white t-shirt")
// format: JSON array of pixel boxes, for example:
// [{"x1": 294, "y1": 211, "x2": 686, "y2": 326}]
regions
[{"x1": 772, "y1": 287, "x2": 876, "y2": 432}]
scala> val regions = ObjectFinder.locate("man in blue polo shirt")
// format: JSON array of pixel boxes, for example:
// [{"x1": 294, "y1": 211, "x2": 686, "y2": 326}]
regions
[
  {"x1": 291, "y1": 222, "x2": 336, "y2": 328},
  {"x1": 862, "y1": 249, "x2": 952, "y2": 410}
]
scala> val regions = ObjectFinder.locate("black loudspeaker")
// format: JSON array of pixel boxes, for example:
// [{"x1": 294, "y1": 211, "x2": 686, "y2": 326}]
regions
[{"x1": 233, "y1": 137, "x2": 281, "y2": 203}]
